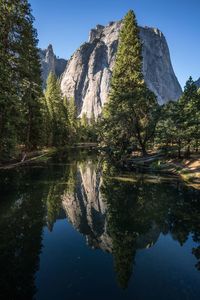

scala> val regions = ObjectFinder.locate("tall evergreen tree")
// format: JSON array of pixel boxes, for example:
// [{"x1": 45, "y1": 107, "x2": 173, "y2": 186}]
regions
[
  {"x1": 0, "y1": 0, "x2": 44, "y2": 159},
  {"x1": 156, "y1": 101, "x2": 184, "y2": 158},
  {"x1": 0, "y1": 0, "x2": 22, "y2": 159},
  {"x1": 17, "y1": 0, "x2": 44, "y2": 150},
  {"x1": 179, "y1": 77, "x2": 200, "y2": 157},
  {"x1": 81, "y1": 113, "x2": 88, "y2": 128},
  {"x1": 156, "y1": 77, "x2": 200, "y2": 158},
  {"x1": 45, "y1": 72, "x2": 69, "y2": 146},
  {"x1": 67, "y1": 97, "x2": 77, "y2": 140},
  {"x1": 102, "y1": 10, "x2": 159, "y2": 157}
]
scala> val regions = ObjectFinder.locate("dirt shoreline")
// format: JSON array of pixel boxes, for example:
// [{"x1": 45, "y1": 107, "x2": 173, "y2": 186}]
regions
[
  {"x1": 1, "y1": 149, "x2": 199, "y2": 188},
  {"x1": 123, "y1": 154, "x2": 200, "y2": 188}
]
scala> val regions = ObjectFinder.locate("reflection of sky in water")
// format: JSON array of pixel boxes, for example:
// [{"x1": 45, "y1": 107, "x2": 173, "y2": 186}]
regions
[{"x1": 35, "y1": 219, "x2": 200, "y2": 300}]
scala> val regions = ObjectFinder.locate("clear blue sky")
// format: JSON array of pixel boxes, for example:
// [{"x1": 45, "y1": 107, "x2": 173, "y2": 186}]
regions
[{"x1": 30, "y1": 0, "x2": 200, "y2": 88}]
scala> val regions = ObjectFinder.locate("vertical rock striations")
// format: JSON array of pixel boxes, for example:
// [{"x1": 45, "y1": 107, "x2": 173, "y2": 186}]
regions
[{"x1": 61, "y1": 21, "x2": 182, "y2": 118}]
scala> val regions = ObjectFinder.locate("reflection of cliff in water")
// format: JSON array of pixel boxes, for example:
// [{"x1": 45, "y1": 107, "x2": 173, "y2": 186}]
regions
[
  {"x1": 0, "y1": 155, "x2": 200, "y2": 296},
  {"x1": 0, "y1": 163, "x2": 70, "y2": 299},
  {"x1": 62, "y1": 159, "x2": 200, "y2": 288},
  {"x1": 62, "y1": 160, "x2": 112, "y2": 252},
  {"x1": 62, "y1": 161, "x2": 160, "y2": 253}
]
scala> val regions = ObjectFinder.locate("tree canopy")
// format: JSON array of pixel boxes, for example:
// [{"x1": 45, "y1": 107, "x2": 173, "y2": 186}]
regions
[{"x1": 102, "y1": 10, "x2": 159, "y2": 157}]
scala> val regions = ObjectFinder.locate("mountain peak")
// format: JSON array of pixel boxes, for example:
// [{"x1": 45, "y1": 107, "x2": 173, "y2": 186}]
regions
[
  {"x1": 39, "y1": 46, "x2": 67, "y2": 88},
  {"x1": 47, "y1": 44, "x2": 54, "y2": 52}
]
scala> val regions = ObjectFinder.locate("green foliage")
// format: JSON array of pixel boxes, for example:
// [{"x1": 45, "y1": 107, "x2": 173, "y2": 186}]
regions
[
  {"x1": 101, "y1": 163, "x2": 200, "y2": 287},
  {"x1": 0, "y1": 0, "x2": 44, "y2": 160},
  {"x1": 67, "y1": 97, "x2": 78, "y2": 141},
  {"x1": 179, "y1": 77, "x2": 200, "y2": 156},
  {"x1": 1, "y1": 3, "x2": 199, "y2": 162},
  {"x1": 101, "y1": 10, "x2": 159, "y2": 157},
  {"x1": 156, "y1": 77, "x2": 200, "y2": 157},
  {"x1": 0, "y1": 0, "x2": 22, "y2": 159},
  {"x1": 17, "y1": 2, "x2": 43, "y2": 150},
  {"x1": 78, "y1": 113, "x2": 99, "y2": 143},
  {"x1": 81, "y1": 112, "x2": 88, "y2": 128},
  {"x1": 45, "y1": 72, "x2": 69, "y2": 146},
  {"x1": 0, "y1": 169, "x2": 46, "y2": 298}
]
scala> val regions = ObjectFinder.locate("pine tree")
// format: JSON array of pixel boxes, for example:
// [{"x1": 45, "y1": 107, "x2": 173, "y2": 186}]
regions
[
  {"x1": 156, "y1": 77, "x2": 200, "y2": 158},
  {"x1": 81, "y1": 113, "x2": 88, "y2": 128},
  {"x1": 17, "y1": 0, "x2": 44, "y2": 150},
  {"x1": 155, "y1": 101, "x2": 184, "y2": 157},
  {"x1": 40, "y1": 95, "x2": 52, "y2": 146},
  {"x1": 45, "y1": 72, "x2": 69, "y2": 146},
  {"x1": 67, "y1": 97, "x2": 77, "y2": 140},
  {"x1": 102, "y1": 10, "x2": 159, "y2": 157},
  {"x1": 0, "y1": 0, "x2": 22, "y2": 159},
  {"x1": 90, "y1": 111, "x2": 96, "y2": 127},
  {"x1": 89, "y1": 111, "x2": 98, "y2": 142},
  {"x1": 0, "y1": 0, "x2": 44, "y2": 159},
  {"x1": 179, "y1": 77, "x2": 200, "y2": 157}
]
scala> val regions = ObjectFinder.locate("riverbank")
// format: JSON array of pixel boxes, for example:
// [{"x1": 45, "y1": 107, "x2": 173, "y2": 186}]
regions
[
  {"x1": 162, "y1": 158, "x2": 200, "y2": 189},
  {"x1": 1, "y1": 147, "x2": 200, "y2": 189},
  {"x1": 123, "y1": 154, "x2": 200, "y2": 188},
  {"x1": 0, "y1": 148, "x2": 57, "y2": 170},
  {"x1": 0, "y1": 143, "x2": 98, "y2": 170}
]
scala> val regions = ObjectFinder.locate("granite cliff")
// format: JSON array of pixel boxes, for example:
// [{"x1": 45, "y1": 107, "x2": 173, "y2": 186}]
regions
[
  {"x1": 195, "y1": 78, "x2": 200, "y2": 88},
  {"x1": 39, "y1": 44, "x2": 67, "y2": 88},
  {"x1": 60, "y1": 21, "x2": 182, "y2": 118}
]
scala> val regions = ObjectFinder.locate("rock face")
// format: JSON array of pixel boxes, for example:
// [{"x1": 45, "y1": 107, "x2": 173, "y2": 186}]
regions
[
  {"x1": 195, "y1": 78, "x2": 200, "y2": 88},
  {"x1": 39, "y1": 44, "x2": 67, "y2": 88},
  {"x1": 61, "y1": 21, "x2": 182, "y2": 118}
]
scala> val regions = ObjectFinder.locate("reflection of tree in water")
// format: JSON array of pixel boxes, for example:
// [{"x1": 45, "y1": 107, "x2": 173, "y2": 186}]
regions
[
  {"x1": 45, "y1": 150, "x2": 97, "y2": 231},
  {"x1": 102, "y1": 183, "x2": 136, "y2": 288},
  {"x1": 102, "y1": 177, "x2": 157, "y2": 288},
  {"x1": 61, "y1": 158, "x2": 200, "y2": 288},
  {"x1": 112, "y1": 232, "x2": 137, "y2": 289},
  {"x1": 2, "y1": 154, "x2": 199, "y2": 297},
  {"x1": 101, "y1": 164, "x2": 200, "y2": 289},
  {"x1": 0, "y1": 181, "x2": 45, "y2": 299},
  {"x1": 193, "y1": 246, "x2": 200, "y2": 270},
  {"x1": 0, "y1": 150, "x2": 92, "y2": 299},
  {"x1": 0, "y1": 161, "x2": 70, "y2": 299},
  {"x1": 45, "y1": 158, "x2": 200, "y2": 290},
  {"x1": 45, "y1": 166, "x2": 70, "y2": 231},
  {"x1": 165, "y1": 186, "x2": 200, "y2": 270}
]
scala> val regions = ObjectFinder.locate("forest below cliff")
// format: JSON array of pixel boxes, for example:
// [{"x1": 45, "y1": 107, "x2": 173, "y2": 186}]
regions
[{"x1": 0, "y1": 0, "x2": 200, "y2": 164}]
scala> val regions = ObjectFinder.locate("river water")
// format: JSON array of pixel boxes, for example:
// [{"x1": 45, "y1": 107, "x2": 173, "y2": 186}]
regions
[{"x1": 0, "y1": 150, "x2": 200, "y2": 300}]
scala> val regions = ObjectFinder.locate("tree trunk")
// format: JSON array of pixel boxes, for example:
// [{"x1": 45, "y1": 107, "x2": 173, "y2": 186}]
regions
[
  {"x1": 178, "y1": 139, "x2": 181, "y2": 159},
  {"x1": 141, "y1": 143, "x2": 148, "y2": 157},
  {"x1": 185, "y1": 144, "x2": 191, "y2": 159},
  {"x1": 195, "y1": 140, "x2": 199, "y2": 153}
]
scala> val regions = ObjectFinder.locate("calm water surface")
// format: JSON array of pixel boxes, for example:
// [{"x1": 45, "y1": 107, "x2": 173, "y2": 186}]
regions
[{"x1": 0, "y1": 151, "x2": 200, "y2": 300}]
